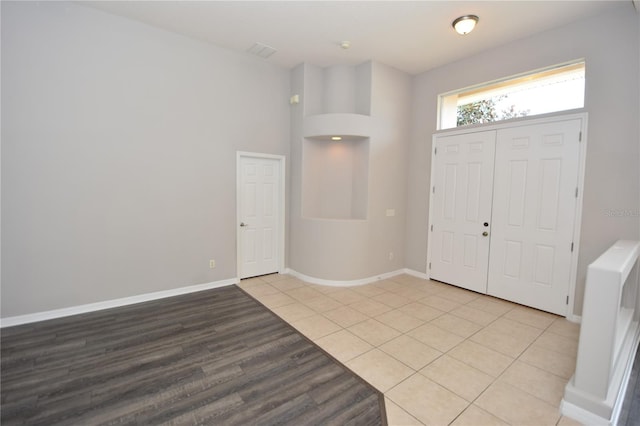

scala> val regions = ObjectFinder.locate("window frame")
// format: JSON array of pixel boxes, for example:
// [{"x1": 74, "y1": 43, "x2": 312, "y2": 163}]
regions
[{"x1": 437, "y1": 59, "x2": 586, "y2": 130}]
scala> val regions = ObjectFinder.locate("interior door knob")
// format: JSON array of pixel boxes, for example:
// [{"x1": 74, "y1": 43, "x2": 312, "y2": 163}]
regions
[
  {"x1": 240, "y1": 222, "x2": 248, "y2": 227},
  {"x1": 482, "y1": 231, "x2": 489, "y2": 236}
]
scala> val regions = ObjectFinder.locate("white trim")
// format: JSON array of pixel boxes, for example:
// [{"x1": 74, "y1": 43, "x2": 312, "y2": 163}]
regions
[
  {"x1": 561, "y1": 325, "x2": 640, "y2": 426},
  {"x1": 404, "y1": 268, "x2": 430, "y2": 280},
  {"x1": 427, "y1": 112, "x2": 588, "y2": 319},
  {"x1": 567, "y1": 113, "x2": 588, "y2": 320},
  {"x1": 0, "y1": 278, "x2": 238, "y2": 328},
  {"x1": 425, "y1": 129, "x2": 438, "y2": 280},
  {"x1": 236, "y1": 151, "x2": 286, "y2": 162},
  {"x1": 433, "y1": 110, "x2": 587, "y2": 137},
  {"x1": 286, "y1": 268, "x2": 407, "y2": 287},
  {"x1": 436, "y1": 59, "x2": 586, "y2": 131},
  {"x1": 236, "y1": 152, "x2": 286, "y2": 280},
  {"x1": 562, "y1": 243, "x2": 640, "y2": 424},
  {"x1": 560, "y1": 400, "x2": 610, "y2": 426},
  {"x1": 437, "y1": 59, "x2": 586, "y2": 101},
  {"x1": 567, "y1": 314, "x2": 582, "y2": 324}
]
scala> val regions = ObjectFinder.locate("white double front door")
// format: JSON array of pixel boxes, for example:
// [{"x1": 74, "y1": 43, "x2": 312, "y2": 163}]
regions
[{"x1": 429, "y1": 117, "x2": 583, "y2": 315}]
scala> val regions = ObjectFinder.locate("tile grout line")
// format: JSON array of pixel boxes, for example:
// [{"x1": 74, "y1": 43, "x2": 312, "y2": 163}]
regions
[{"x1": 246, "y1": 274, "x2": 578, "y2": 426}]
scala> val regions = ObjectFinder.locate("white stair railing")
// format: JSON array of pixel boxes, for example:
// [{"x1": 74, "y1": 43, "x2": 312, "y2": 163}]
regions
[{"x1": 562, "y1": 240, "x2": 640, "y2": 425}]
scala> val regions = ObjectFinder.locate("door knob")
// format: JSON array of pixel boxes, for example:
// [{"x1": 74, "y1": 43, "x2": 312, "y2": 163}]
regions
[
  {"x1": 240, "y1": 222, "x2": 248, "y2": 227},
  {"x1": 482, "y1": 231, "x2": 489, "y2": 236}
]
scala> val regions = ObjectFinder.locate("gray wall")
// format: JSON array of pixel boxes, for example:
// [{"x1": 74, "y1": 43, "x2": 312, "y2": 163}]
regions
[
  {"x1": 2, "y1": 1, "x2": 638, "y2": 319},
  {"x1": 1, "y1": 2, "x2": 290, "y2": 317},
  {"x1": 289, "y1": 62, "x2": 411, "y2": 280},
  {"x1": 405, "y1": 4, "x2": 640, "y2": 315}
]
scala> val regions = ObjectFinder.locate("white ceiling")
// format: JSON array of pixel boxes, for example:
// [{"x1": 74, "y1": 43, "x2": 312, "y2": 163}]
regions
[{"x1": 83, "y1": 0, "x2": 630, "y2": 75}]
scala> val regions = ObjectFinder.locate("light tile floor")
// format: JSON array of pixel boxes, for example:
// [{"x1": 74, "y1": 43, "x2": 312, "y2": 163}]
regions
[{"x1": 239, "y1": 273, "x2": 583, "y2": 426}]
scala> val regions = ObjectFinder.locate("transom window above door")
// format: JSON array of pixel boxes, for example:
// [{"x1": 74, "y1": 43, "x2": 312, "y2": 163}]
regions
[{"x1": 438, "y1": 61, "x2": 585, "y2": 130}]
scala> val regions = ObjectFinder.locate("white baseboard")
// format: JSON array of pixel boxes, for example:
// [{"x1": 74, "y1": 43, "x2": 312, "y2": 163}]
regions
[
  {"x1": 567, "y1": 314, "x2": 582, "y2": 324},
  {"x1": 1, "y1": 278, "x2": 238, "y2": 328},
  {"x1": 285, "y1": 268, "x2": 407, "y2": 287},
  {"x1": 560, "y1": 400, "x2": 610, "y2": 426},
  {"x1": 404, "y1": 268, "x2": 429, "y2": 280}
]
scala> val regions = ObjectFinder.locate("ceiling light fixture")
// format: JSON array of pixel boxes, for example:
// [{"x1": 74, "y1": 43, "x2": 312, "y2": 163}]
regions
[
  {"x1": 331, "y1": 136, "x2": 343, "y2": 141},
  {"x1": 452, "y1": 15, "x2": 479, "y2": 35}
]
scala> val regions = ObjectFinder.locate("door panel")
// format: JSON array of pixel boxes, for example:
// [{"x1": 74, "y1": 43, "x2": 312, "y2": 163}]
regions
[
  {"x1": 430, "y1": 131, "x2": 496, "y2": 293},
  {"x1": 239, "y1": 157, "x2": 280, "y2": 279},
  {"x1": 487, "y1": 119, "x2": 581, "y2": 315}
]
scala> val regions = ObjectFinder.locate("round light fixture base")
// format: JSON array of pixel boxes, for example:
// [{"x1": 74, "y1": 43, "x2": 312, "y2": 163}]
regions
[{"x1": 452, "y1": 15, "x2": 479, "y2": 35}]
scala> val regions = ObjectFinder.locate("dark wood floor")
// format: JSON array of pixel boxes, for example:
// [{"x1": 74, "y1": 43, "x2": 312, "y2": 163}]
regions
[
  {"x1": 619, "y1": 344, "x2": 640, "y2": 426},
  {"x1": 1, "y1": 285, "x2": 385, "y2": 425}
]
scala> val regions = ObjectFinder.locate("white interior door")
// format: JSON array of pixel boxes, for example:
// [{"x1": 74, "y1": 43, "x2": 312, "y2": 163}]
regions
[
  {"x1": 429, "y1": 131, "x2": 496, "y2": 293},
  {"x1": 238, "y1": 155, "x2": 283, "y2": 279},
  {"x1": 487, "y1": 119, "x2": 582, "y2": 315}
]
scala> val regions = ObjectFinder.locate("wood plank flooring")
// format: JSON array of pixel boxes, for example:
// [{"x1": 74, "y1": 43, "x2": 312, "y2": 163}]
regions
[
  {"x1": 1, "y1": 285, "x2": 385, "y2": 425},
  {"x1": 619, "y1": 344, "x2": 640, "y2": 426}
]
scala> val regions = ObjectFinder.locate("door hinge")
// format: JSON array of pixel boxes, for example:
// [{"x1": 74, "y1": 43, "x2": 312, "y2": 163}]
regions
[
  {"x1": 432, "y1": 187, "x2": 436, "y2": 194},
  {"x1": 428, "y1": 262, "x2": 431, "y2": 270},
  {"x1": 579, "y1": 131, "x2": 582, "y2": 142},
  {"x1": 575, "y1": 187, "x2": 578, "y2": 198},
  {"x1": 571, "y1": 242, "x2": 574, "y2": 252},
  {"x1": 430, "y1": 224, "x2": 433, "y2": 231},
  {"x1": 434, "y1": 147, "x2": 437, "y2": 155},
  {"x1": 566, "y1": 295, "x2": 569, "y2": 305}
]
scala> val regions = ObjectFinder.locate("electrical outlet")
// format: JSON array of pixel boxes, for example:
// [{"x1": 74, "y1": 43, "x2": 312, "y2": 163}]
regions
[
  {"x1": 388, "y1": 252, "x2": 394, "y2": 260},
  {"x1": 209, "y1": 259, "x2": 216, "y2": 269}
]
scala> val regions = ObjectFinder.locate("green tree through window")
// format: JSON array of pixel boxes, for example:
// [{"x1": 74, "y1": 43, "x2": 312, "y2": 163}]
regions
[{"x1": 457, "y1": 95, "x2": 530, "y2": 127}]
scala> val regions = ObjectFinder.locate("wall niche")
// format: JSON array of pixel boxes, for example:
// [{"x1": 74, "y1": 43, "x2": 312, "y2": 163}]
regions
[
  {"x1": 302, "y1": 137, "x2": 369, "y2": 220},
  {"x1": 301, "y1": 64, "x2": 371, "y2": 220}
]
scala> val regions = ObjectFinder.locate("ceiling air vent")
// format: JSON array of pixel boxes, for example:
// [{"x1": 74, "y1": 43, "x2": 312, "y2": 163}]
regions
[{"x1": 246, "y1": 42, "x2": 277, "y2": 59}]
